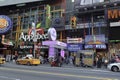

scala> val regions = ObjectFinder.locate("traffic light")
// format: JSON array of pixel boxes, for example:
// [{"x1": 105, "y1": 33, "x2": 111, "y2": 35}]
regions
[{"x1": 71, "y1": 16, "x2": 76, "y2": 28}]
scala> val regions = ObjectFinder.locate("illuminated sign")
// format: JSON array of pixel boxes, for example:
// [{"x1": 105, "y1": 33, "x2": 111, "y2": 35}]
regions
[
  {"x1": 0, "y1": 15, "x2": 12, "y2": 34},
  {"x1": 67, "y1": 38, "x2": 83, "y2": 43},
  {"x1": 67, "y1": 44, "x2": 83, "y2": 52},
  {"x1": 48, "y1": 28, "x2": 57, "y2": 41},
  {"x1": 85, "y1": 44, "x2": 106, "y2": 49},
  {"x1": 107, "y1": 9, "x2": 120, "y2": 40},
  {"x1": 20, "y1": 32, "x2": 48, "y2": 41},
  {"x1": 85, "y1": 35, "x2": 105, "y2": 44},
  {"x1": 108, "y1": 9, "x2": 120, "y2": 19},
  {"x1": 80, "y1": 0, "x2": 104, "y2": 5}
]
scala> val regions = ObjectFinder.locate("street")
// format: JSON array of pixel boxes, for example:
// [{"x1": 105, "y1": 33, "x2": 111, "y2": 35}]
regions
[{"x1": 0, "y1": 62, "x2": 119, "y2": 80}]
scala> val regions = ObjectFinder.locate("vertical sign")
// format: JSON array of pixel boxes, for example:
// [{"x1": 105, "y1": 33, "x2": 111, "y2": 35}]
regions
[{"x1": 45, "y1": 5, "x2": 51, "y2": 29}]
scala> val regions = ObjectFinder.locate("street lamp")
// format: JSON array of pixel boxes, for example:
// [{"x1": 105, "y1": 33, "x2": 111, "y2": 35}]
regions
[{"x1": 32, "y1": 22, "x2": 37, "y2": 58}]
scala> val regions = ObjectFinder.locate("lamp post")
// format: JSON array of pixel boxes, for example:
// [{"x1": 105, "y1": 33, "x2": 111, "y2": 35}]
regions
[{"x1": 32, "y1": 22, "x2": 37, "y2": 58}]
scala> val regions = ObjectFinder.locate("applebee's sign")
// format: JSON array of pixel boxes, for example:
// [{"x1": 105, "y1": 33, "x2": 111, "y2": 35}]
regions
[
  {"x1": 20, "y1": 27, "x2": 57, "y2": 41},
  {"x1": 19, "y1": 32, "x2": 48, "y2": 41}
]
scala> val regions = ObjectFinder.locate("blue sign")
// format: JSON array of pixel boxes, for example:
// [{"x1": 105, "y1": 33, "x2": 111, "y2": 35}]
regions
[
  {"x1": 85, "y1": 34, "x2": 106, "y2": 44},
  {"x1": 67, "y1": 44, "x2": 83, "y2": 52},
  {"x1": 85, "y1": 44, "x2": 107, "y2": 49},
  {"x1": 0, "y1": 15, "x2": 12, "y2": 34}
]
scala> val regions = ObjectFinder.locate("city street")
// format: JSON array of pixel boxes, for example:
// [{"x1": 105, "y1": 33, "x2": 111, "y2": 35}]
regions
[{"x1": 0, "y1": 62, "x2": 119, "y2": 80}]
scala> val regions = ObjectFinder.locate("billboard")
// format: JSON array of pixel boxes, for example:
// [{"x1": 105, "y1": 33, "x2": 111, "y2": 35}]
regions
[
  {"x1": 0, "y1": 0, "x2": 43, "y2": 6},
  {"x1": 80, "y1": 0, "x2": 104, "y2": 5},
  {"x1": 85, "y1": 34, "x2": 106, "y2": 44},
  {"x1": 75, "y1": 0, "x2": 120, "y2": 7},
  {"x1": 67, "y1": 44, "x2": 83, "y2": 52},
  {"x1": 106, "y1": 8, "x2": 120, "y2": 41}
]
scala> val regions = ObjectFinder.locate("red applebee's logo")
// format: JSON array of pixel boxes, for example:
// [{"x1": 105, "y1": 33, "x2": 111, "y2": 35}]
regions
[{"x1": 0, "y1": 15, "x2": 12, "y2": 34}]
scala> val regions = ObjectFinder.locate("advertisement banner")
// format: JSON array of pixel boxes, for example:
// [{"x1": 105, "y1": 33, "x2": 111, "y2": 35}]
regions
[
  {"x1": 85, "y1": 34, "x2": 105, "y2": 44},
  {"x1": 67, "y1": 44, "x2": 83, "y2": 52},
  {"x1": 84, "y1": 44, "x2": 107, "y2": 49},
  {"x1": 80, "y1": 0, "x2": 104, "y2": 5},
  {"x1": 106, "y1": 8, "x2": 120, "y2": 41},
  {"x1": 75, "y1": 0, "x2": 104, "y2": 6},
  {"x1": 67, "y1": 38, "x2": 83, "y2": 43}
]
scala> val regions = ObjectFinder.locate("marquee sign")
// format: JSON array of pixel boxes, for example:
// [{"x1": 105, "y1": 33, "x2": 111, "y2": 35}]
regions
[
  {"x1": 85, "y1": 44, "x2": 106, "y2": 49},
  {"x1": 107, "y1": 9, "x2": 120, "y2": 20},
  {"x1": 106, "y1": 8, "x2": 120, "y2": 41},
  {"x1": 0, "y1": 15, "x2": 12, "y2": 34}
]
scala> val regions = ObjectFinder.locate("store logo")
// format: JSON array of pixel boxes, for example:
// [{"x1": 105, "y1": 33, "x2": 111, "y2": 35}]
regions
[
  {"x1": 0, "y1": 15, "x2": 12, "y2": 34},
  {"x1": 20, "y1": 32, "x2": 48, "y2": 41},
  {"x1": 108, "y1": 9, "x2": 120, "y2": 19}
]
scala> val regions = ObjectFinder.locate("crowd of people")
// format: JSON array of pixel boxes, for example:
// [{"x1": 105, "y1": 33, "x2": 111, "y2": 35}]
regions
[{"x1": 2, "y1": 51, "x2": 120, "y2": 69}]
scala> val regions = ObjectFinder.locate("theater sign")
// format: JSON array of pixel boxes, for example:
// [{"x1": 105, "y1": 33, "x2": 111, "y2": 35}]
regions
[{"x1": 107, "y1": 8, "x2": 120, "y2": 41}]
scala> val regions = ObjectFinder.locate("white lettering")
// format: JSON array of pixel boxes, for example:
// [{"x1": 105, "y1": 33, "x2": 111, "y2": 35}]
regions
[{"x1": 19, "y1": 32, "x2": 48, "y2": 41}]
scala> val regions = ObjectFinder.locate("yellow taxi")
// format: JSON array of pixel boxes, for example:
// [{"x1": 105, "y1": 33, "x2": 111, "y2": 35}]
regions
[
  {"x1": 16, "y1": 56, "x2": 40, "y2": 66},
  {"x1": 0, "y1": 57, "x2": 5, "y2": 65}
]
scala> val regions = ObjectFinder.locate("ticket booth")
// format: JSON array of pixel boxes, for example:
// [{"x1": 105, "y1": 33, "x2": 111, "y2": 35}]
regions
[{"x1": 76, "y1": 50, "x2": 94, "y2": 67}]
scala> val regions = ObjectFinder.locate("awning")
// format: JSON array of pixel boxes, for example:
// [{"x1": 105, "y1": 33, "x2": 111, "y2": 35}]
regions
[{"x1": 2, "y1": 40, "x2": 13, "y2": 46}]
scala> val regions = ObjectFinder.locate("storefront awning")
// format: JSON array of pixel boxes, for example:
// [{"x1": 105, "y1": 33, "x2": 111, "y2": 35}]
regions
[{"x1": 2, "y1": 41, "x2": 13, "y2": 46}]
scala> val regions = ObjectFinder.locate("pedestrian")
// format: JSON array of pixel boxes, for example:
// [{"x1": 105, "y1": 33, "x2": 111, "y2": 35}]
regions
[
  {"x1": 115, "y1": 55, "x2": 120, "y2": 63},
  {"x1": 96, "y1": 55, "x2": 102, "y2": 68}
]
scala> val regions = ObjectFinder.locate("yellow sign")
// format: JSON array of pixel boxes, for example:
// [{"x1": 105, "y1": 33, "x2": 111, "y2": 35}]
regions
[{"x1": 108, "y1": 9, "x2": 120, "y2": 19}]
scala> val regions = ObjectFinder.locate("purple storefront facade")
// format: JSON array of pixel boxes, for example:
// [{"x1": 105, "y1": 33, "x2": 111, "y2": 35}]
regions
[{"x1": 42, "y1": 40, "x2": 67, "y2": 58}]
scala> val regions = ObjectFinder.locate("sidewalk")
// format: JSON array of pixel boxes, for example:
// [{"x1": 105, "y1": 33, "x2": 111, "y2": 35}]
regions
[
  {"x1": 4, "y1": 61, "x2": 108, "y2": 71},
  {"x1": 39, "y1": 63, "x2": 107, "y2": 70}
]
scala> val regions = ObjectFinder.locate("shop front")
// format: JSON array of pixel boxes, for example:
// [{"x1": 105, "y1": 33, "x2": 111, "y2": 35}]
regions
[
  {"x1": 67, "y1": 37, "x2": 83, "y2": 66},
  {"x1": 85, "y1": 34, "x2": 108, "y2": 60},
  {"x1": 107, "y1": 8, "x2": 120, "y2": 59},
  {"x1": 42, "y1": 40, "x2": 67, "y2": 58},
  {"x1": 0, "y1": 15, "x2": 13, "y2": 61}
]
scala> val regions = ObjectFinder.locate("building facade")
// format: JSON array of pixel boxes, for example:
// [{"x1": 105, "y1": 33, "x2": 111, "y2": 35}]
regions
[
  {"x1": 72, "y1": 0, "x2": 120, "y2": 59},
  {"x1": 0, "y1": 0, "x2": 66, "y2": 57},
  {"x1": 0, "y1": 0, "x2": 120, "y2": 60}
]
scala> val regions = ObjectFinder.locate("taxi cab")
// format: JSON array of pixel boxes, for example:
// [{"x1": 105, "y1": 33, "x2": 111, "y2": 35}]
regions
[
  {"x1": 16, "y1": 56, "x2": 40, "y2": 66},
  {"x1": 0, "y1": 57, "x2": 5, "y2": 65}
]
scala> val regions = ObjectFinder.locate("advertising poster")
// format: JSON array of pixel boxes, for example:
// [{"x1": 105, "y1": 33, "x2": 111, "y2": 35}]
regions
[
  {"x1": 67, "y1": 44, "x2": 83, "y2": 52},
  {"x1": 85, "y1": 34, "x2": 106, "y2": 44},
  {"x1": 79, "y1": 0, "x2": 104, "y2": 5}
]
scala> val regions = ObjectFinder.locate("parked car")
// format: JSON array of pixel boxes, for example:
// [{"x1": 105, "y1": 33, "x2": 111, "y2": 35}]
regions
[
  {"x1": 0, "y1": 57, "x2": 5, "y2": 65},
  {"x1": 16, "y1": 56, "x2": 40, "y2": 66},
  {"x1": 107, "y1": 62, "x2": 120, "y2": 72}
]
